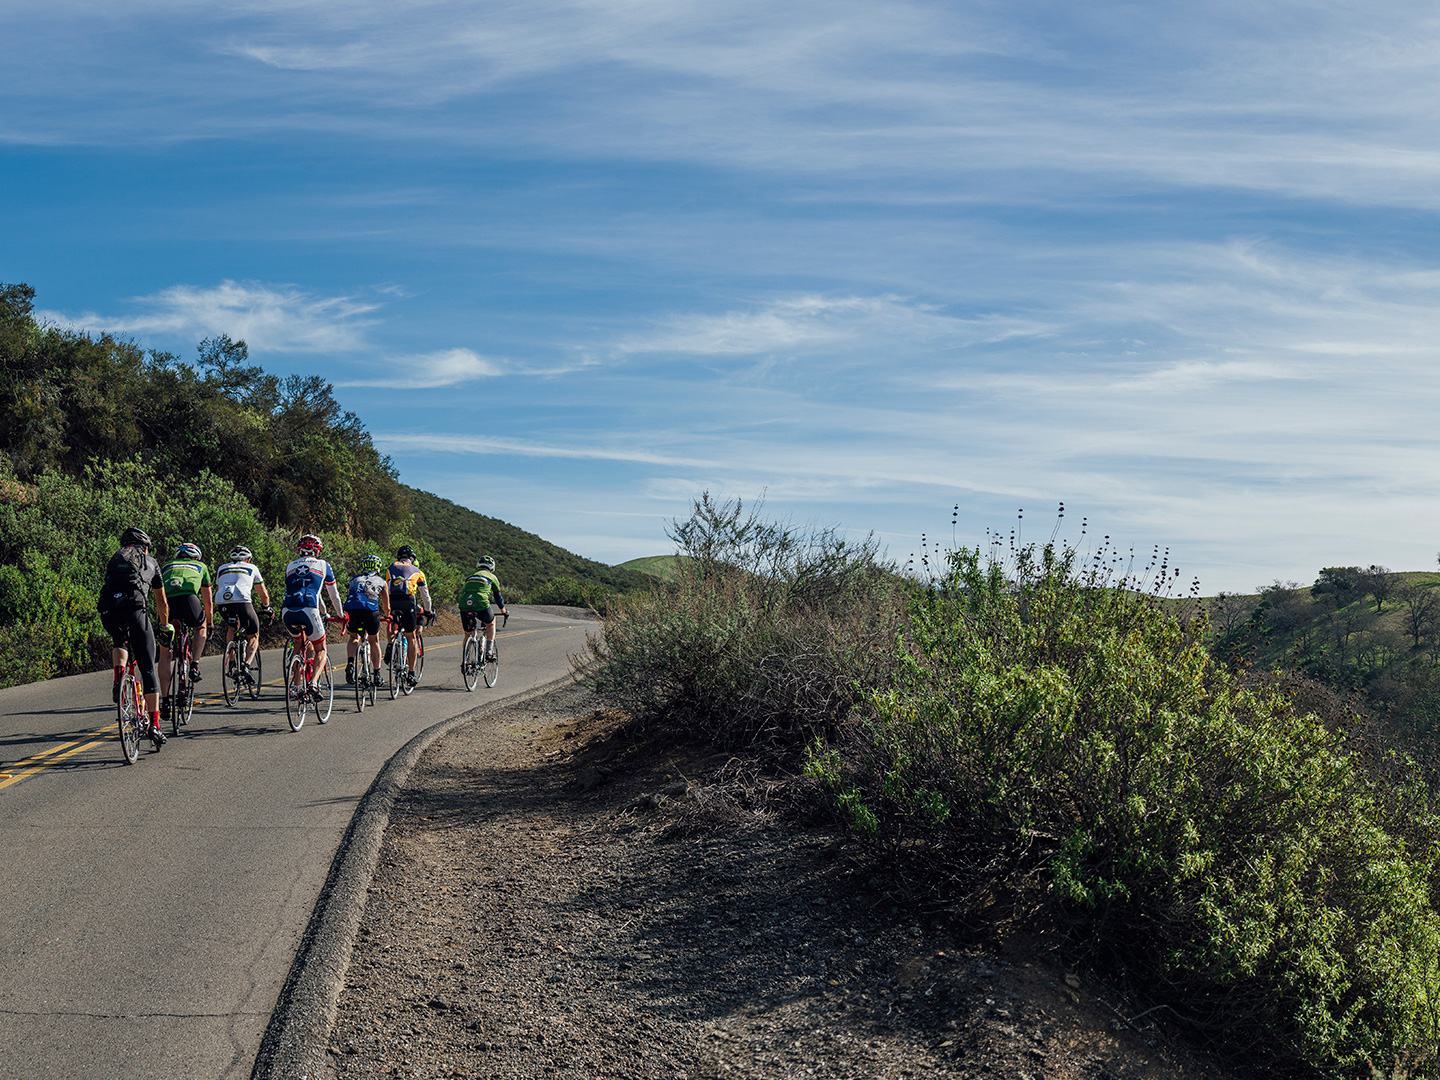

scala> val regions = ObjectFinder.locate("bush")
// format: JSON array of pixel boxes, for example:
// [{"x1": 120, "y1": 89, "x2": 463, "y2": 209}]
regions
[
  {"x1": 530, "y1": 575, "x2": 612, "y2": 612},
  {"x1": 809, "y1": 538, "x2": 1440, "y2": 1074},
  {"x1": 580, "y1": 493, "x2": 907, "y2": 750}
]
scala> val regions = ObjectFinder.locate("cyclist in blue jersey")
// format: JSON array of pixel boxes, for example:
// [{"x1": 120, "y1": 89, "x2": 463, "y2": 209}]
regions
[
  {"x1": 343, "y1": 554, "x2": 391, "y2": 686},
  {"x1": 281, "y1": 533, "x2": 345, "y2": 698}
]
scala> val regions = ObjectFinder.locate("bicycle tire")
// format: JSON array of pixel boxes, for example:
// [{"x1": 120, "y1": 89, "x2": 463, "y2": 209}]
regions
[
  {"x1": 354, "y1": 639, "x2": 367, "y2": 713},
  {"x1": 117, "y1": 667, "x2": 143, "y2": 764},
  {"x1": 366, "y1": 645, "x2": 377, "y2": 706},
  {"x1": 482, "y1": 642, "x2": 498, "y2": 688},
  {"x1": 286, "y1": 650, "x2": 307, "y2": 731},
  {"x1": 178, "y1": 669, "x2": 196, "y2": 729},
  {"x1": 247, "y1": 645, "x2": 262, "y2": 701},
  {"x1": 389, "y1": 635, "x2": 404, "y2": 700},
  {"x1": 316, "y1": 659, "x2": 333, "y2": 724},
  {"x1": 222, "y1": 637, "x2": 241, "y2": 707},
  {"x1": 462, "y1": 637, "x2": 479, "y2": 691},
  {"x1": 413, "y1": 627, "x2": 424, "y2": 684},
  {"x1": 172, "y1": 634, "x2": 191, "y2": 735}
]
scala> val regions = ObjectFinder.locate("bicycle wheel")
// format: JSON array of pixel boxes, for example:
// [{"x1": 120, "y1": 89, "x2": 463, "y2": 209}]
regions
[
  {"x1": 117, "y1": 667, "x2": 143, "y2": 764},
  {"x1": 354, "y1": 640, "x2": 368, "y2": 713},
  {"x1": 316, "y1": 660, "x2": 333, "y2": 724},
  {"x1": 389, "y1": 636, "x2": 404, "y2": 700},
  {"x1": 178, "y1": 666, "x2": 196, "y2": 730},
  {"x1": 222, "y1": 637, "x2": 241, "y2": 706},
  {"x1": 413, "y1": 628, "x2": 424, "y2": 684},
  {"x1": 286, "y1": 652, "x2": 307, "y2": 731},
  {"x1": 366, "y1": 644, "x2": 378, "y2": 706},
  {"x1": 247, "y1": 644, "x2": 263, "y2": 701},
  {"x1": 462, "y1": 637, "x2": 479, "y2": 691},
  {"x1": 482, "y1": 641, "x2": 498, "y2": 687}
]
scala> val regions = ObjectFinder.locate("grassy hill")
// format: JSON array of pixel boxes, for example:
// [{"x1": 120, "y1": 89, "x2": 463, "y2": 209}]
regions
[
  {"x1": 614, "y1": 554, "x2": 687, "y2": 583},
  {"x1": 405, "y1": 486, "x2": 656, "y2": 599}
]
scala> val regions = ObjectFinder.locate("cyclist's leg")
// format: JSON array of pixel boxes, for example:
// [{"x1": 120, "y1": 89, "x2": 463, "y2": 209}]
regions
[
  {"x1": 480, "y1": 605, "x2": 497, "y2": 656},
  {"x1": 101, "y1": 608, "x2": 131, "y2": 700}
]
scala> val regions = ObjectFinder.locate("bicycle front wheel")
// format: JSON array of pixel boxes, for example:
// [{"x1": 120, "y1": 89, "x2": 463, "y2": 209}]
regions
[
  {"x1": 222, "y1": 638, "x2": 241, "y2": 707},
  {"x1": 117, "y1": 669, "x2": 143, "y2": 764},
  {"x1": 462, "y1": 637, "x2": 479, "y2": 691},
  {"x1": 482, "y1": 643, "x2": 498, "y2": 688},
  {"x1": 316, "y1": 661, "x2": 333, "y2": 724}
]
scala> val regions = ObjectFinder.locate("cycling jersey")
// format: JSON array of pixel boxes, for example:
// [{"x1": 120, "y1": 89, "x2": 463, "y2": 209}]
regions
[
  {"x1": 344, "y1": 572, "x2": 386, "y2": 612},
  {"x1": 283, "y1": 556, "x2": 341, "y2": 612},
  {"x1": 216, "y1": 561, "x2": 265, "y2": 605},
  {"x1": 160, "y1": 558, "x2": 213, "y2": 600},
  {"x1": 387, "y1": 561, "x2": 433, "y2": 611},
  {"x1": 459, "y1": 569, "x2": 504, "y2": 612}
]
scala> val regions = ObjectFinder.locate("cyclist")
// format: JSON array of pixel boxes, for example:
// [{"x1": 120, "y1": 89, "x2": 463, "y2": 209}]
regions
[
  {"x1": 459, "y1": 555, "x2": 507, "y2": 661},
  {"x1": 343, "y1": 554, "x2": 391, "y2": 686},
  {"x1": 281, "y1": 534, "x2": 344, "y2": 700},
  {"x1": 157, "y1": 542, "x2": 213, "y2": 725},
  {"x1": 96, "y1": 526, "x2": 172, "y2": 749},
  {"x1": 215, "y1": 545, "x2": 271, "y2": 683},
  {"x1": 386, "y1": 544, "x2": 433, "y2": 687}
]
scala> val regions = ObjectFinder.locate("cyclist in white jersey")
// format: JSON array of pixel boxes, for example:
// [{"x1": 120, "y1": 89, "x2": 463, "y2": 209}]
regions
[{"x1": 215, "y1": 546, "x2": 272, "y2": 671}]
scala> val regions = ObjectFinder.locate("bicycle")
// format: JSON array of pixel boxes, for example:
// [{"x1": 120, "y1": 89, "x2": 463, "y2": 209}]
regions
[
  {"x1": 352, "y1": 623, "x2": 378, "y2": 712},
  {"x1": 462, "y1": 611, "x2": 506, "y2": 691},
  {"x1": 385, "y1": 613, "x2": 427, "y2": 698},
  {"x1": 165, "y1": 623, "x2": 198, "y2": 736},
  {"x1": 221, "y1": 609, "x2": 267, "y2": 707},
  {"x1": 283, "y1": 616, "x2": 342, "y2": 730}
]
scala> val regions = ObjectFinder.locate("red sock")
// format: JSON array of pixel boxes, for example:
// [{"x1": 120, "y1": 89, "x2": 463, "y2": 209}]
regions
[
  {"x1": 113, "y1": 666, "x2": 123, "y2": 682},
  {"x1": 150, "y1": 710, "x2": 161, "y2": 728}
]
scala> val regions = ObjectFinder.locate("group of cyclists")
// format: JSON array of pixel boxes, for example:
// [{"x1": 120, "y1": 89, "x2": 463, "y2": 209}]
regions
[{"x1": 97, "y1": 528, "x2": 507, "y2": 749}]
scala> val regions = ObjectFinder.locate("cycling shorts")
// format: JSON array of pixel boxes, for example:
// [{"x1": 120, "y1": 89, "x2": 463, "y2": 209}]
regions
[
  {"x1": 281, "y1": 607, "x2": 328, "y2": 644},
  {"x1": 391, "y1": 599, "x2": 419, "y2": 633},
  {"x1": 168, "y1": 594, "x2": 205, "y2": 630},
  {"x1": 461, "y1": 607, "x2": 495, "y2": 632},
  {"x1": 217, "y1": 601, "x2": 259, "y2": 636},
  {"x1": 100, "y1": 607, "x2": 159, "y2": 695},
  {"x1": 344, "y1": 607, "x2": 381, "y2": 636}
]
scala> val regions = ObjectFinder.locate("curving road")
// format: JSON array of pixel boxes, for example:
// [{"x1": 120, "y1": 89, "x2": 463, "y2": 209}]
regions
[{"x1": 0, "y1": 608, "x2": 592, "y2": 1080}]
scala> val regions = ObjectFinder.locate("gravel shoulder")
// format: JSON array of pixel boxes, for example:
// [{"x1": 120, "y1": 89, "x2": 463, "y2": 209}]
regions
[{"x1": 322, "y1": 683, "x2": 1227, "y2": 1080}]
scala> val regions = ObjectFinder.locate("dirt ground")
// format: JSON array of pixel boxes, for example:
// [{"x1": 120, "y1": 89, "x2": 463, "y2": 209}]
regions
[{"x1": 325, "y1": 683, "x2": 1230, "y2": 1080}]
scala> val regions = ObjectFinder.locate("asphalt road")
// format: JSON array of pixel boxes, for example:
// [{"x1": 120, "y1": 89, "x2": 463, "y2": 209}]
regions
[{"x1": 0, "y1": 608, "x2": 593, "y2": 1080}]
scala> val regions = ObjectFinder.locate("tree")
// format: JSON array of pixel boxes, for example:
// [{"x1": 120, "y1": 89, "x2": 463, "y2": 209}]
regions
[
  {"x1": 1312, "y1": 566, "x2": 1365, "y2": 609},
  {"x1": 1397, "y1": 581, "x2": 1440, "y2": 649},
  {"x1": 1360, "y1": 564, "x2": 1399, "y2": 613}
]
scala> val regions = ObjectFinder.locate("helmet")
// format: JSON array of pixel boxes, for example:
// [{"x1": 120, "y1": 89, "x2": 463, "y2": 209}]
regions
[
  {"x1": 297, "y1": 533, "x2": 323, "y2": 556},
  {"x1": 361, "y1": 554, "x2": 384, "y2": 574},
  {"x1": 396, "y1": 544, "x2": 417, "y2": 562},
  {"x1": 477, "y1": 555, "x2": 496, "y2": 571},
  {"x1": 120, "y1": 527, "x2": 151, "y2": 549},
  {"x1": 230, "y1": 546, "x2": 252, "y2": 561},
  {"x1": 175, "y1": 542, "x2": 202, "y2": 561}
]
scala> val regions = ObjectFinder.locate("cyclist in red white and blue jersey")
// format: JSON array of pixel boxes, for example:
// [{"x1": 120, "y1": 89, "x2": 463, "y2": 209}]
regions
[{"x1": 281, "y1": 534, "x2": 345, "y2": 695}]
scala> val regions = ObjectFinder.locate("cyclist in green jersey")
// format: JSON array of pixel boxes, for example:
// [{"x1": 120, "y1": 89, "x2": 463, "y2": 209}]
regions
[
  {"x1": 158, "y1": 543, "x2": 214, "y2": 720},
  {"x1": 458, "y1": 555, "x2": 507, "y2": 661}
]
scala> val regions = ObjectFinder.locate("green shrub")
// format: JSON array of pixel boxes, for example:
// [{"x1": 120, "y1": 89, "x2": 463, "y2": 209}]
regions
[
  {"x1": 530, "y1": 575, "x2": 612, "y2": 612},
  {"x1": 815, "y1": 539, "x2": 1440, "y2": 1074},
  {"x1": 581, "y1": 493, "x2": 907, "y2": 749}
]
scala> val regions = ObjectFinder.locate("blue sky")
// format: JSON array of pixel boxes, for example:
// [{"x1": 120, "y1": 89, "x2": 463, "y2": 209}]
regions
[{"x1": 4, "y1": 1, "x2": 1439, "y2": 592}]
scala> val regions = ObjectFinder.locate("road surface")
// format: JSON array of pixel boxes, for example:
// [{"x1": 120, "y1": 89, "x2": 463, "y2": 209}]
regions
[{"x1": 0, "y1": 608, "x2": 591, "y2": 1080}]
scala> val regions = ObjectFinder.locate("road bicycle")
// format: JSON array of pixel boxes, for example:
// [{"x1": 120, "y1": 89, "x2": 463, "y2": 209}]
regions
[
  {"x1": 165, "y1": 623, "x2": 198, "y2": 736},
  {"x1": 352, "y1": 623, "x2": 378, "y2": 713},
  {"x1": 221, "y1": 609, "x2": 267, "y2": 707},
  {"x1": 461, "y1": 610, "x2": 506, "y2": 691},
  {"x1": 385, "y1": 613, "x2": 426, "y2": 699},
  {"x1": 283, "y1": 616, "x2": 343, "y2": 730},
  {"x1": 116, "y1": 654, "x2": 148, "y2": 764}
]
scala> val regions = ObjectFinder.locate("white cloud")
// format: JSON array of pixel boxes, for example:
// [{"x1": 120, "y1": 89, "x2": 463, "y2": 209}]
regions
[
  {"x1": 375, "y1": 431, "x2": 710, "y2": 467},
  {"x1": 337, "y1": 348, "x2": 504, "y2": 388},
  {"x1": 40, "y1": 280, "x2": 379, "y2": 353}
]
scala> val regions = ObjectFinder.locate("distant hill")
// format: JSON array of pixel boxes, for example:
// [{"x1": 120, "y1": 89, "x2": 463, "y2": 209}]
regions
[
  {"x1": 404, "y1": 486, "x2": 656, "y2": 598},
  {"x1": 615, "y1": 555, "x2": 687, "y2": 582}
]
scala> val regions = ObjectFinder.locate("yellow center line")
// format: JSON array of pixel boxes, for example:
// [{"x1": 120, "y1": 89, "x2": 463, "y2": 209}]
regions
[{"x1": 0, "y1": 735, "x2": 116, "y2": 790}]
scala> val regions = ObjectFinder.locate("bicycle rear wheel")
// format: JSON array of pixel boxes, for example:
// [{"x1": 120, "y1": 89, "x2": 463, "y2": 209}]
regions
[
  {"x1": 462, "y1": 637, "x2": 479, "y2": 691},
  {"x1": 413, "y1": 629, "x2": 424, "y2": 684},
  {"x1": 178, "y1": 670, "x2": 196, "y2": 730},
  {"x1": 117, "y1": 669, "x2": 143, "y2": 764},
  {"x1": 222, "y1": 637, "x2": 241, "y2": 706},
  {"x1": 354, "y1": 641, "x2": 368, "y2": 713},
  {"x1": 286, "y1": 652, "x2": 307, "y2": 731},
  {"x1": 389, "y1": 636, "x2": 404, "y2": 700},
  {"x1": 247, "y1": 644, "x2": 263, "y2": 700}
]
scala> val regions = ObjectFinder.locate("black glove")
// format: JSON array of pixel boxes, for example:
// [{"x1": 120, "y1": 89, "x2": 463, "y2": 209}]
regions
[
  {"x1": 425, "y1": 611, "x2": 437, "y2": 626},
  {"x1": 156, "y1": 623, "x2": 176, "y2": 647}
]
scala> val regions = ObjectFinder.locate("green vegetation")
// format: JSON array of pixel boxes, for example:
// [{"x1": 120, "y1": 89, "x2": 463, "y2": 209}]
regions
[
  {"x1": 583, "y1": 502, "x2": 1440, "y2": 1076},
  {"x1": 405, "y1": 486, "x2": 653, "y2": 598},
  {"x1": 614, "y1": 554, "x2": 687, "y2": 583},
  {"x1": 0, "y1": 280, "x2": 640, "y2": 686}
]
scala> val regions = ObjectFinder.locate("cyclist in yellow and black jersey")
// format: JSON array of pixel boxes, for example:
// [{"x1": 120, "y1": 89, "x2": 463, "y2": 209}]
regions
[{"x1": 387, "y1": 544, "x2": 433, "y2": 687}]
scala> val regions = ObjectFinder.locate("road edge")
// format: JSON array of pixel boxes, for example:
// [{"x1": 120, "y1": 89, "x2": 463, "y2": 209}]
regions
[{"x1": 249, "y1": 674, "x2": 578, "y2": 1080}]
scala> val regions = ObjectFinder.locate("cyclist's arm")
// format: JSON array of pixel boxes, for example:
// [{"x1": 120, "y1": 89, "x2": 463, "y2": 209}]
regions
[
  {"x1": 153, "y1": 588, "x2": 170, "y2": 626},
  {"x1": 380, "y1": 587, "x2": 391, "y2": 618},
  {"x1": 493, "y1": 584, "x2": 506, "y2": 610},
  {"x1": 416, "y1": 578, "x2": 433, "y2": 613},
  {"x1": 254, "y1": 582, "x2": 271, "y2": 608},
  {"x1": 201, "y1": 584, "x2": 214, "y2": 625},
  {"x1": 325, "y1": 580, "x2": 343, "y2": 615}
]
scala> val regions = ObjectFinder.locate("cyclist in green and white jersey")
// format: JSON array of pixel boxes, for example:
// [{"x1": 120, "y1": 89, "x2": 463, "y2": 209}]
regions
[
  {"x1": 459, "y1": 555, "x2": 507, "y2": 661},
  {"x1": 158, "y1": 543, "x2": 213, "y2": 716}
]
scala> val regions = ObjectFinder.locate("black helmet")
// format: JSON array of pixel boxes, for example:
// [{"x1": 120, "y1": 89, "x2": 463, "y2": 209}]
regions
[
  {"x1": 397, "y1": 544, "x2": 417, "y2": 562},
  {"x1": 121, "y1": 527, "x2": 152, "y2": 549}
]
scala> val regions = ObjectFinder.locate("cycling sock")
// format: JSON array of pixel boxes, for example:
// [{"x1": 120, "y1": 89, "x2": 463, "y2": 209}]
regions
[{"x1": 113, "y1": 666, "x2": 123, "y2": 682}]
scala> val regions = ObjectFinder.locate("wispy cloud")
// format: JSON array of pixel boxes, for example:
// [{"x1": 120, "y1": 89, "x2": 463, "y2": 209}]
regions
[
  {"x1": 375, "y1": 432, "x2": 710, "y2": 468},
  {"x1": 40, "y1": 280, "x2": 379, "y2": 353},
  {"x1": 337, "y1": 348, "x2": 504, "y2": 388}
]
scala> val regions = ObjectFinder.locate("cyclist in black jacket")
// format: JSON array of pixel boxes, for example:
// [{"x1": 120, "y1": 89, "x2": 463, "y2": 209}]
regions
[{"x1": 97, "y1": 526, "x2": 173, "y2": 748}]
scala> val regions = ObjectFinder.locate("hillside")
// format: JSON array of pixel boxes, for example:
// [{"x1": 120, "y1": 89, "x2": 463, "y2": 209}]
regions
[
  {"x1": 614, "y1": 554, "x2": 686, "y2": 582},
  {"x1": 405, "y1": 486, "x2": 656, "y2": 598}
]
